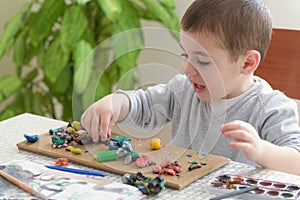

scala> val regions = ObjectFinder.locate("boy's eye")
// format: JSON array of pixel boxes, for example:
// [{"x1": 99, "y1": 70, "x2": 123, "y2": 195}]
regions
[{"x1": 197, "y1": 60, "x2": 210, "y2": 66}]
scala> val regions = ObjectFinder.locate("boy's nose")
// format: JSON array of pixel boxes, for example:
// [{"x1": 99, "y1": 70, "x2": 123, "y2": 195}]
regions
[{"x1": 183, "y1": 61, "x2": 198, "y2": 77}]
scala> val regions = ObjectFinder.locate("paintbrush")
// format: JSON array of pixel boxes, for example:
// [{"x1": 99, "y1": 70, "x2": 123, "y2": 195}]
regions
[{"x1": 0, "y1": 169, "x2": 49, "y2": 200}]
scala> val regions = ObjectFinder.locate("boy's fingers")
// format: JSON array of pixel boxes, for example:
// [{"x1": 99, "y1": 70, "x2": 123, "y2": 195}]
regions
[
  {"x1": 100, "y1": 114, "x2": 111, "y2": 141},
  {"x1": 107, "y1": 118, "x2": 115, "y2": 139},
  {"x1": 222, "y1": 120, "x2": 254, "y2": 133},
  {"x1": 223, "y1": 130, "x2": 253, "y2": 143},
  {"x1": 91, "y1": 115, "x2": 100, "y2": 143},
  {"x1": 81, "y1": 111, "x2": 92, "y2": 138},
  {"x1": 229, "y1": 141, "x2": 252, "y2": 152}
]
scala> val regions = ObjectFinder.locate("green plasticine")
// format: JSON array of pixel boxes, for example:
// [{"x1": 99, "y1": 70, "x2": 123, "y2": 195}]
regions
[{"x1": 97, "y1": 150, "x2": 118, "y2": 162}]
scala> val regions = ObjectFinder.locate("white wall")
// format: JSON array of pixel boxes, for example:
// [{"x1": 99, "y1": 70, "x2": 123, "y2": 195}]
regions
[
  {"x1": 265, "y1": 0, "x2": 300, "y2": 30},
  {"x1": 0, "y1": 0, "x2": 25, "y2": 77}
]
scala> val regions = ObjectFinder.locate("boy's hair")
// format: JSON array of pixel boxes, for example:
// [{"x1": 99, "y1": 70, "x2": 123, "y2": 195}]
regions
[{"x1": 181, "y1": 0, "x2": 272, "y2": 62}]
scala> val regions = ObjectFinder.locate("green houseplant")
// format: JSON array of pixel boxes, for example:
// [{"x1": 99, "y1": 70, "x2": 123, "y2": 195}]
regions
[{"x1": 0, "y1": 0, "x2": 179, "y2": 121}]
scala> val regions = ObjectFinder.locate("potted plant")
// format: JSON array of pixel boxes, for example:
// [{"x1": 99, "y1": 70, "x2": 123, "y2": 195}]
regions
[{"x1": 0, "y1": 0, "x2": 179, "y2": 121}]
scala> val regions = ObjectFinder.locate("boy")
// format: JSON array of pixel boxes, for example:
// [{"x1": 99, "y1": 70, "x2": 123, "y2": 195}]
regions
[{"x1": 81, "y1": 0, "x2": 300, "y2": 174}]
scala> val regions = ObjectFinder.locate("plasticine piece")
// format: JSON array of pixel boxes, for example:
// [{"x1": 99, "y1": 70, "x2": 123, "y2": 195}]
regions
[
  {"x1": 66, "y1": 145, "x2": 74, "y2": 151},
  {"x1": 136, "y1": 154, "x2": 153, "y2": 168},
  {"x1": 122, "y1": 172, "x2": 166, "y2": 196},
  {"x1": 160, "y1": 157, "x2": 172, "y2": 168},
  {"x1": 188, "y1": 163, "x2": 201, "y2": 171},
  {"x1": 152, "y1": 158, "x2": 182, "y2": 176},
  {"x1": 111, "y1": 135, "x2": 131, "y2": 142},
  {"x1": 116, "y1": 141, "x2": 134, "y2": 157},
  {"x1": 186, "y1": 153, "x2": 193, "y2": 157},
  {"x1": 55, "y1": 157, "x2": 69, "y2": 166},
  {"x1": 124, "y1": 152, "x2": 141, "y2": 165},
  {"x1": 72, "y1": 121, "x2": 82, "y2": 131},
  {"x1": 49, "y1": 129, "x2": 63, "y2": 135},
  {"x1": 97, "y1": 150, "x2": 118, "y2": 162},
  {"x1": 108, "y1": 141, "x2": 122, "y2": 150},
  {"x1": 73, "y1": 129, "x2": 92, "y2": 145},
  {"x1": 71, "y1": 148, "x2": 82, "y2": 154},
  {"x1": 24, "y1": 134, "x2": 39, "y2": 143},
  {"x1": 51, "y1": 135, "x2": 68, "y2": 148},
  {"x1": 149, "y1": 138, "x2": 162, "y2": 150}
]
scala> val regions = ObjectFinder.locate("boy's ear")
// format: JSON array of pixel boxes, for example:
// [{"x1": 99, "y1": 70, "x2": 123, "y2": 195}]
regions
[{"x1": 241, "y1": 50, "x2": 261, "y2": 75}]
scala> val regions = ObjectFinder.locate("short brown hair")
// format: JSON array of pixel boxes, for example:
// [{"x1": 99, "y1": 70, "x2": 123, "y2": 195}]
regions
[{"x1": 181, "y1": 0, "x2": 272, "y2": 62}]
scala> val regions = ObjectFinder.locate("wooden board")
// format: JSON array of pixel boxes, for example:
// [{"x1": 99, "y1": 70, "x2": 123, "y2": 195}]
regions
[{"x1": 17, "y1": 132, "x2": 230, "y2": 190}]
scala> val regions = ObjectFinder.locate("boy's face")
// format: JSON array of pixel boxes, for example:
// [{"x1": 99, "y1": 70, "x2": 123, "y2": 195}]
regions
[{"x1": 180, "y1": 29, "x2": 248, "y2": 101}]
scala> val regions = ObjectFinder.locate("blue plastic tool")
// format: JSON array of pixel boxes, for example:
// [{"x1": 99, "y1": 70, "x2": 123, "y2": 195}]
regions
[{"x1": 45, "y1": 165, "x2": 106, "y2": 177}]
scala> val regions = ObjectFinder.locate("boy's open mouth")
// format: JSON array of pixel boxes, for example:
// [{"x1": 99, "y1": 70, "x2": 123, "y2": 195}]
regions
[
  {"x1": 193, "y1": 83, "x2": 206, "y2": 93},
  {"x1": 195, "y1": 83, "x2": 205, "y2": 89}
]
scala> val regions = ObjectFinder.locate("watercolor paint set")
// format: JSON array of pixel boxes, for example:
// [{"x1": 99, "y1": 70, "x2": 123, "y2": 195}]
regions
[{"x1": 210, "y1": 174, "x2": 300, "y2": 200}]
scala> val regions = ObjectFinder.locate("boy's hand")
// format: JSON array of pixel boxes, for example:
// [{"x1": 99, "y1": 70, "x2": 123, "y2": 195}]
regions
[
  {"x1": 221, "y1": 120, "x2": 264, "y2": 162},
  {"x1": 80, "y1": 93, "x2": 129, "y2": 143}
]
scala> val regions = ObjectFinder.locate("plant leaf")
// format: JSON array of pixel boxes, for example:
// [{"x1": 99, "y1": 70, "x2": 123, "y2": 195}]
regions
[
  {"x1": 0, "y1": 108, "x2": 16, "y2": 121},
  {"x1": 32, "y1": 92, "x2": 44, "y2": 116},
  {"x1": 129, "y1": 1, "x2": 157, "y2": 20},
  {"x1": 47, "y1": 64, "x2": 72, "y2": 95},
  {"x1": 73, "y1": 0, "x2": 92, "y2": 6},
  {"x1": 105, "y1": 61, "x2": 119, "y2": 86},
  {"x1": 22, "y1": 68, "x2": 39, "y2": 86},
  {"x1": 24, "y1": 87, "x2": 33, "y2": 113},
  {"x1": 159, "y1": 0, "x2": 175, "y2": 8},
  {"x1": 96, "y1": 0, "x2": 122, "y2": 20},
  {"x1": 0, "y1": 75, "x2": 22, "y2": 99},
  {"x1": 0, "y1": 2, "x2": 32, "y2": 59},
  {"x1": 82, "y1": 27, "x2": 96, "y2": 47},
  {"x1": 42, "y1": 37, "x2": 69, "y2": 83},
  {"x1": 0, "y1": 91, "x2": 3, "y2": 103},
  {"x1": 29, "y1": 0, "x2": 65, "y2": 47},
  {"x1": 60, "y1": 5, "x2": 88, "y2": 53},
  {"x1": 95, "y1": 72, "x2": 112, "y2": 100},
  {"x1": 13, "y1": 31, "x2": 26, "y2": 67},
  {"x1": 73, "y1": 40, "x2": 93, "y2": 94},
  {"x1": 112, "y1": 1, "x2": 143, "y2": 77},
  {"x1": 140, "y1": 0, "x2": 179, "y2": 31}
]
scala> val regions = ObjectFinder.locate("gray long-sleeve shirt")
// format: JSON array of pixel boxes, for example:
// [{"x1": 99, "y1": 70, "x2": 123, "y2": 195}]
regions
[{"x1": 118, "y1": 74, "x2": 300, "y2": 165}]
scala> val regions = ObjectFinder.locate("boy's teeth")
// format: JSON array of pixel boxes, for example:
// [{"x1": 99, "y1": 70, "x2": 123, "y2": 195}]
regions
[{"x1": 196, "y1": 84, "x2": 204, "y2": 88}]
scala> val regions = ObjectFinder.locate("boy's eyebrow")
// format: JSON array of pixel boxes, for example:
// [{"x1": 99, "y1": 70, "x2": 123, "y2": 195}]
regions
[
  {"x1": 179, "y1": 43, "x2": 210, "y2": 57},
  {"x1": 193, "y1": 50, "x2": 210, "y2": 57}
]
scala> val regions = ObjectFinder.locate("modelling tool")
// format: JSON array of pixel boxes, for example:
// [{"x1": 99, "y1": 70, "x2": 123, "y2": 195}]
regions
[{"x1": 45, "y1": 165, "x2": 106, "y2": 177}]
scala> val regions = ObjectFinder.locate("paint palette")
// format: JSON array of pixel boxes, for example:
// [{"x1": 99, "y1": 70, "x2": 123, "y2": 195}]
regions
[{"x1": 211, "y1": 174, "x2": 300, "y2": 199}]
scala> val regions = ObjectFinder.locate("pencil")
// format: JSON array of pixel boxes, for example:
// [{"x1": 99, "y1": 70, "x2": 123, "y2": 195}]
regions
[
  {"x1": 0, "y1": 170, "x2": 49, "y2": 200},
  {"x1": 210, "y1": 185, "x2": 259, "y2": 200}
]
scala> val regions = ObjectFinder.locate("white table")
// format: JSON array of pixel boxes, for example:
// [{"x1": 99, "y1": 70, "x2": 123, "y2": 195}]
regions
[{"x1": 1, "y1": 113, "x2": 300, "y2": 199}]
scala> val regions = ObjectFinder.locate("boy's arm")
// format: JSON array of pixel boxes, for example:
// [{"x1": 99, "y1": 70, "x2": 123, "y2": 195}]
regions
[
  {"x1": 255, "y1": 141, "x2": 300, "y2": 174},
  {"x1": 221, "y1": 120, "x2": 300, "y2": 175},
  {"x1": 116, "y1": 93, "x2": 131, "y2": 122}
]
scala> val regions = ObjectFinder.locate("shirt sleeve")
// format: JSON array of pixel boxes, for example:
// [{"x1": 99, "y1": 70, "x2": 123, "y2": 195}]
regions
[{"x1": 260, "y1": 92, "x2": 300, "y2": 152}]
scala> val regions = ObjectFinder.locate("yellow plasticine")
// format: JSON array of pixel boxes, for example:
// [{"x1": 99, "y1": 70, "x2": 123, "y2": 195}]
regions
[
  {"x1": 72, "y1": 121, "x2": 82, "y2": 131},
  {"x1": 66, "y1": 146, "x2": 74, "y2": 151},
  {"x1": 71, "y1": 148, "x2": 82, "y2": 154},
  {"x1": 150, "y1": 138, "x2": 162, "y2": 150}
]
